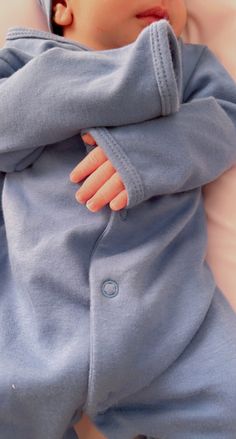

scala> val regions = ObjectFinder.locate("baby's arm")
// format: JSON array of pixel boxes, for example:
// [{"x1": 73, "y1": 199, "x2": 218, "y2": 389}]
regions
[
  {"x1": 0, "y1": 21, "x2": 180, "y2": 172},
  {"x1": 71, "y1": 45, "x2": 236, "y2": 209}
]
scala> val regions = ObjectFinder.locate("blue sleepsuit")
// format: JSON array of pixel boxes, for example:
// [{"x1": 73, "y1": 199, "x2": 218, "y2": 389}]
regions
[{"x1": 0, "y1": 11, "x2": 236, "y2": 439}]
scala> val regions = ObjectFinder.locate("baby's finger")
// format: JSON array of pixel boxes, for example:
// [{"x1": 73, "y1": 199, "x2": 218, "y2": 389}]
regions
[
  {"x1": 82, "y1": 133, "x2": 97, "y2": 146},
  {"x1": 86, "y1": 172, "x2": 125, "y2": 212},
  {"x1": 76, "y1": 160, "x2": 116, "y2": 203},
  {"x1": 70, "y1": 146, "x2": 107, "y2": 183},
  {"x1": 109, "y1": 190, "x2": 128, "y2": 211}
]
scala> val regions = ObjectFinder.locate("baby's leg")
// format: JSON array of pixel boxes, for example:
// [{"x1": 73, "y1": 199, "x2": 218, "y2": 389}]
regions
[{"x1": 92, "y1": 288, "x2": 236, "y2": 439}]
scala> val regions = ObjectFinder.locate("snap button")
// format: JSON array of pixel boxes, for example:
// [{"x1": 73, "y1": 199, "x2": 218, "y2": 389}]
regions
[
  {"x1": 119, "y1": 209, "x2": 128, "y2": 221},
  {"x1": 102, "y1": 280, "x2": 119, "y2": 298}
]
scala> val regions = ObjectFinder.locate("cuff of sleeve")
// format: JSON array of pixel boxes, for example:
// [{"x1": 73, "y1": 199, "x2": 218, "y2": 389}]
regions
[
  {"x1": 90, "y1": 127, "x2": 145, "y2": 208},
  {"x1": 150, "y1": 20, "x2": 182, "y2": 115}
]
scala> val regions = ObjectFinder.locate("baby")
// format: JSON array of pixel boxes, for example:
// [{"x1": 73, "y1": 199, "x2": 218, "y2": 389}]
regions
[{"x1": 0, "y1": 1, "x2": 236, "y2": 439}]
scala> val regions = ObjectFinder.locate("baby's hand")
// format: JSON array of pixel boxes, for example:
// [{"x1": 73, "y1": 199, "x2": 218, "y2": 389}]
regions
[{"x1": 70, "y1": 133, "x2": 128, "y2": 212}]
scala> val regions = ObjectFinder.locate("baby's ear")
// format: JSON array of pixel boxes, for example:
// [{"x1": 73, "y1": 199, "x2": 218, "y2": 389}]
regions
[{"x1": 52, "y1": 0, "x2": 73, "y2": 27}]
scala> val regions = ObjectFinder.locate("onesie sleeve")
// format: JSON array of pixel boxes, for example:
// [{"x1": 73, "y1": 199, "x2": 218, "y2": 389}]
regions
[
  {"x1": 0, "y1": 48, "x2": 45, "y2": 171},
  {"x1": 88, "y1": 46, "x2": 236, "y2": 207},
  {"x1": 0, "y1": 21, "x2": 181, "y2": 172}
]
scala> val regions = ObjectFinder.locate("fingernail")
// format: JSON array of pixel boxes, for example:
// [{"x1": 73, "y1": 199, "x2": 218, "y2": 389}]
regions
[
  {"x1": 86, "y1": 200, "x2": 96, "y2": 212},
  {"x1": 70, "y1": 172, "x2": 77, "y2": 183},
  {"x1": 76, "y1": 192, "x2": 85, "y2": 204}
]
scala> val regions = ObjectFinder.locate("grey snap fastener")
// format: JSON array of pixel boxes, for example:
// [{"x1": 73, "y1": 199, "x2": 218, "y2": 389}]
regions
[{"x1": 102, "y1": 280, "x2": 119, "y2": 298}]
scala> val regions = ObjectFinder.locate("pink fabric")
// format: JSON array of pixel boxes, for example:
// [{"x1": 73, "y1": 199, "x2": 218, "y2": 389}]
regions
[
  {"x1": 182, "y1": 0, "x2": 236, "y2": 80},
  {"x1": 0, "y1": 0, "x2": 47, "y2": 43},
  {"x1": 0, "y1": 1, "x2": 236, "y2": 310}
]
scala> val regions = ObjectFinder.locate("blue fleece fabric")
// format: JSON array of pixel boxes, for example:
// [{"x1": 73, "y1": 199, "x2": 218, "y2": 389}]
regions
[{"x1": 0, "y1": 19, "x2": 236, "y2": 439}]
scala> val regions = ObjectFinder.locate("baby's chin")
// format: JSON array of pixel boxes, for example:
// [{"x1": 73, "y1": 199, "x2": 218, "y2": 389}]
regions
[
  {"x1": 104, "y1": 23, "x2": 152, "y2": 49},
  {"x1": 172, "y1": 23, "x2": 186, "y2": 38},
  {"x1": 171, "y1": 15, "x2": 188, "y2": 37}
]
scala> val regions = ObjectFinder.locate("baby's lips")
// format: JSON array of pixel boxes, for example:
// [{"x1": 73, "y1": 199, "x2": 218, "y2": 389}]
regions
[{"x1": 136, "y1": 6, "x2": 169, "y2": 21}]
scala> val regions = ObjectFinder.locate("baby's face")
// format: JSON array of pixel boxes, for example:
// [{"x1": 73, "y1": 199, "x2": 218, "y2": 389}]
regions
[{"x1": 66, "y1": 0, "x2": 187, "y2": 49}]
